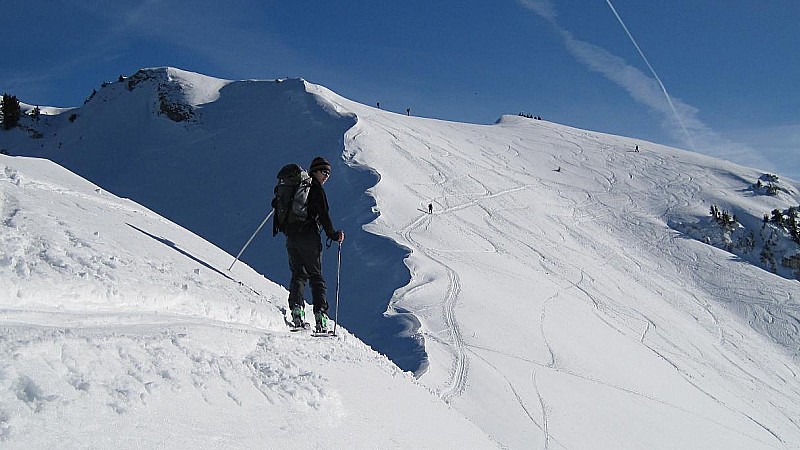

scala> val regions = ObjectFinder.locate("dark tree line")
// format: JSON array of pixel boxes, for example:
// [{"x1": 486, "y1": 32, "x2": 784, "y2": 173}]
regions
[
  {"x1": 710, "y1": 205, "x2": 736, "y2": 230},
  {"x1": 764, "y1": 206, "x2": 800, "y2": 245},
  {"x1": 1, "y1": 93, "x2": 21, "y2": 130}
]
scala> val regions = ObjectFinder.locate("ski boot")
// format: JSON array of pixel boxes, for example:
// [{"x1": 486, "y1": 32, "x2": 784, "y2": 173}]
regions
[
  {"x1": 291, "y1": 306, "x2": 305, "y2": 329},
  {"x1": 314, "y1": 311, "x2": 329, "y2": 334}
]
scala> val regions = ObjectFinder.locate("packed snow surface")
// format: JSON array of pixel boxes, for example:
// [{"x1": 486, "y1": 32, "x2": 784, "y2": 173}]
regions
[{"x1": 2, "y1": 68, "x2": 800, "y2": 448}]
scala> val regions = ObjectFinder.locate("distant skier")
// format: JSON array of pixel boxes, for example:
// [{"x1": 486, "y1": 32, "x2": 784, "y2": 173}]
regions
[
  {"x1": 428, "y1": 203, "x2": 433, "y2": 214},
  {"x1": 283, "y1": 157, "x2": 345, "y2": 333},
  {"x1": 406, "y1": 108, "x2": 411, "y2": 116},
  {"x1": 635, "y1": 144, "x2": 639, "y2": 152}
]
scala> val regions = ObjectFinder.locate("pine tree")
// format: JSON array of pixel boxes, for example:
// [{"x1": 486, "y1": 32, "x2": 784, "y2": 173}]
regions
[
  {"x1": 772, "y1": 209, "x2": 784, "y2": 226},
  {"x1": 760, "y1": 231, "x2": 778, "y2": 273},
  {"x1": 1, "y1": 93, "x2": 21, "y2": 130},
  {"x1": 766, "y1": 183, "x2": 780, "y2": 195},
  {"x1": 788, "y1": 207, "x2": 800, "y2": 244}
]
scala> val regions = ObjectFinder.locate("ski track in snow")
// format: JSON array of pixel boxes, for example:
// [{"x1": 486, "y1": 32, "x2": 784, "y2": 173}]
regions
[
  {"x1": 382, "y1": 121, "x2": 564, "y2": 406},
  {"x1": 338, "y1": 107, "x2": 800, "y2": 447},
  {"x1": 392, "y1": 130, "x2": 546, "y2": 403},
  {"x1": 398, "y1": 171, "x2": 468, "y2": 401}
]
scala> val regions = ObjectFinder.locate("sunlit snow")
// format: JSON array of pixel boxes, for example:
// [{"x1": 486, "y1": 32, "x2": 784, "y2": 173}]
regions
[{"x1": 2, "y1": 68, "x2": 799, "y2": 449}]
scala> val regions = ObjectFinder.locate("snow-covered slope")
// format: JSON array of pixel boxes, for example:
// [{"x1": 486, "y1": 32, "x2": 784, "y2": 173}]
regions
[
  {"x1": 315, "y1": 87, "x2": 800, "y2": 448},
  {"x1": 0, "y1": 154, "x2": 494, "y2": 449},
  {"x1": 2, "y1": 68, "x2": 421, "y2": 373},
  {"x1": 3, "y1": 67, "x2": 800, "y2": 448}
]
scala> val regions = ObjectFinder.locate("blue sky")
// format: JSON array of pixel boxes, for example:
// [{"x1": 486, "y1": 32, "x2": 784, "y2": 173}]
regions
[{"x1": 4, "y1": 0, "x2": 799, "y2": 180}]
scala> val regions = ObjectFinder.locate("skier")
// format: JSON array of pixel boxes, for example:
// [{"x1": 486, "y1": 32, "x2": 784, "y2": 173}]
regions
[
  {"x1": 428, "y1": 203, "x2": 433, "y2": 214},
  {"x1": 286, "y1": 157, "x2": 345, "y2": 333}
]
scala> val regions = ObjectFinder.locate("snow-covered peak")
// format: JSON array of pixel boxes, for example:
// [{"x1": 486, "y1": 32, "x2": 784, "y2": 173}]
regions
[{"x1": 160, "y1": 67, "x2": 232, "y2": 106}]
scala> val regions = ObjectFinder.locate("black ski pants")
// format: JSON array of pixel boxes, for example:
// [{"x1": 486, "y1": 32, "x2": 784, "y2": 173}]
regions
[{"x1": 286, "y1": 229, "x2": 328, "y2": 314}]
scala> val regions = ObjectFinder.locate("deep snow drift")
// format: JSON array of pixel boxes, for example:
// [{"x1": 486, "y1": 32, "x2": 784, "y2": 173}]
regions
[{"x1": 3, "y1": 68, "x2": 800, "y2": 448}]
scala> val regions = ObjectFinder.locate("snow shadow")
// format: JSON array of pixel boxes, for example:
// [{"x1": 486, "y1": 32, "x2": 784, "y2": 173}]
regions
[
  {"x1": 325, "y1": 160, "x2": 428, "y2": 374},
  {"x1": 126, "y1": 223, "x2": 233, "y2": 282},
  {"x1": 7, "y1": 74, "x2": 428, "y2": 375}
]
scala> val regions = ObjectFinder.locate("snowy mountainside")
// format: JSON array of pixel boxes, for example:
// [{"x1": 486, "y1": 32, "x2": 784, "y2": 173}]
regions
[
  {"x1": 313, "y1": 82, "x2": 800, "y2": 447},
  {"x1": 0, "y1": 154, "x2": 495, "y2": 449},
  {"x1": 3, "y1": 67, "x2": 800, "y2": 448},
  {"x1": 1, "y1": 67, "x2": 422, "y2": 373}
]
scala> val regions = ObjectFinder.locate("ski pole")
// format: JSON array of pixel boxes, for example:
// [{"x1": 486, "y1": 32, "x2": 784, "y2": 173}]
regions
[
  {"x1": 228, "y1": 210, "x2": 274, "y2": 271},
  {"x1": 332, "y1": 241, "x2": 342, "y2": 336}
]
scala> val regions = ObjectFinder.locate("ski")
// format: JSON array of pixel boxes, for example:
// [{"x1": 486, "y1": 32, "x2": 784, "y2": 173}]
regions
[
  {"x1": 311, "y1": 330, "x2": 337, "y2": 338},
  {"x1": 289, "y1": 322, "x2": 310, "y2": 332}
]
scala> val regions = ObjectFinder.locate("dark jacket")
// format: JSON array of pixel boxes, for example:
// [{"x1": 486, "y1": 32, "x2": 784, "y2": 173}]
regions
[{"x1": 298, "y1": 178, "x2": 338, "y2": 240}]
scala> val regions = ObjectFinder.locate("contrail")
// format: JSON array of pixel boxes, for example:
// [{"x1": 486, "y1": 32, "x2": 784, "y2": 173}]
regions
[{"x1": 605, "y1": 0, "x2": 694, "y2": 149}]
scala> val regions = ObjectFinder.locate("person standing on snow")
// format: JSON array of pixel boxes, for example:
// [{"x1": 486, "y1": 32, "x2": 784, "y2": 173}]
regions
[{"x1": 286, "y1": 156, "x2": 345, "y2": 332}]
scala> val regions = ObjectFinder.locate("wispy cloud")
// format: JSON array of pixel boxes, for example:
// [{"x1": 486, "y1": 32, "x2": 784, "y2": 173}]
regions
[
  {"x1": 725, "y1": 124, "x2": 800, "y2": 181},
  {"x1": 603, "y1": 0, "x2": 692, "y2": 148},
  {"x1": 516, "y1": 0, "x2": 788, "y2": 176},
  {"x1": 517, "y1": 0, "x2": 559, "y2": 24}
]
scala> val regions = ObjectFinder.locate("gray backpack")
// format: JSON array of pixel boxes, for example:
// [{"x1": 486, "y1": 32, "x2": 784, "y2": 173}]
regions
[{"x1": 272, "y1": 164, "x2": 312, "y2": 235}]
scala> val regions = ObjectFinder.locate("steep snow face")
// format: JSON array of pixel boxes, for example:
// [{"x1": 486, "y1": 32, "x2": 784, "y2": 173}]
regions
[{"x1": 0, "y1": 154, "x2": 496, "y2": 449}]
